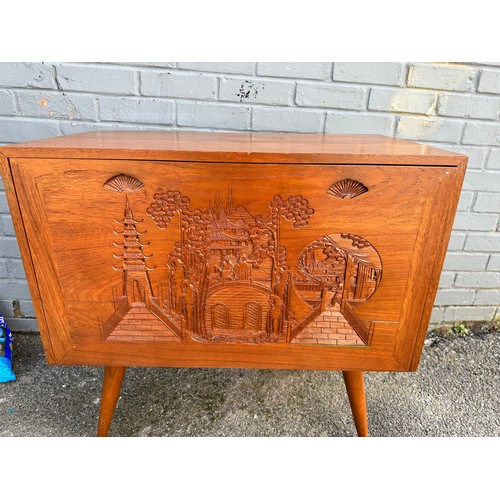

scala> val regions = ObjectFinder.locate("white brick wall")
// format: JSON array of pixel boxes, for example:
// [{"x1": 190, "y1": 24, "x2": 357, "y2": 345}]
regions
[
  {"x1": 477, "y1": 70, "x2": 500, "y2": 94},
  {"x1": 141, "y1": 72, "x2": 218, "y2": 99},
  {"x1": 463, "y1": 122, "x2": 500, "y2": 145},
  {"x1": 407, "y1": 64, "x2": 477, "y2": 91},
  {"x1": 396, "y1": 116, "x2": 464, "y2": 142},
  {"x1": 252, "y1": 106, "x2": 323, "y2": 132},
  {"x1": 368, "y1": 88, "x2": 437, "y2": 114},
  {"x1": 325, "y1": 112, "x2": 395, "y2": 135},
  {"x1": 99, "y1": 96, "x2": 175, "y2": 124},
  {"x1": 295, "y1": 83, "x2": 367, "y2": 109},
  {"x1": 487, "y1": 149, "x2": 500, "y2": 169},
  {"x1": 55, "y1": 64, "x2": 138, "y2": 94},
  {"x1": 0, "y1": 61, "x2": 498, "y2": 330},
  {"x1": 256, "y1": 62, "x2": 331, "y2": 80},
  {"x1": 437, "y1": 94, "x2": 500, "y2": 120},
  {"x1": 333, "y1": 63, "x2": 405, "y2": 86},
  {"x1": 178, "y1": 102, "x2": 251, "y2": 129}
]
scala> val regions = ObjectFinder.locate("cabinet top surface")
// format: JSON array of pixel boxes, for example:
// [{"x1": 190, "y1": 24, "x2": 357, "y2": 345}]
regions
[{"x1": 0, "y1": 130, "x2": 466, "y2": 165}]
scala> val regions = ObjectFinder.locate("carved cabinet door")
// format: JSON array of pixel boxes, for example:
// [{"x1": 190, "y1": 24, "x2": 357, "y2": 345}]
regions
[{"x1": 9, "y1": 158, "x2": 462, "y2": 371}]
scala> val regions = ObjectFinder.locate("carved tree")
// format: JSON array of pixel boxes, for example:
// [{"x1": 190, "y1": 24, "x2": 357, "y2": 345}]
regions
[
  {"x1": 146, "y1": 190, "x2": 210, "y2": 271},
  {"x1": 269, "y1": 195, "x2": 315, "y2": 263}
]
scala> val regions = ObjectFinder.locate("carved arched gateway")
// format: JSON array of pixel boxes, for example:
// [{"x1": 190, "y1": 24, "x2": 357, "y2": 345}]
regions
[
  {"x1": 211, "y1": 303, "x2": 229, "y2": 329},
  {"x1": 205, "y1": 283, "x2": 270, "y2": 338},
  {"x1": 244, "y1": 302, "x2": 262, "y2": 330}
]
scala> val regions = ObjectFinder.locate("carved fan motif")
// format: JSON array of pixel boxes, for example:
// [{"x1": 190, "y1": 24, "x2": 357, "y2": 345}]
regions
[
  {"x1": 103, "y1": 174, "x2": 145, "y2": 193},
  {"x1": 327, "y1": 179, "x2": 368, "y2": 199}
]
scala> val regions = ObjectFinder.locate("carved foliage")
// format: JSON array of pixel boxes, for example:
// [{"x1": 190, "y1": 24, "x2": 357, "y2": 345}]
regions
[{"x1": 340, "y1": 233, "x2": 370, "y2": 249}]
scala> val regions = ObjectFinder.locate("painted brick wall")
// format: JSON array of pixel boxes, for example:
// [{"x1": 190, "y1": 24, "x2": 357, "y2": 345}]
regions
[{"x1": 0, "y1": 62, "x2": 499, "y2": 330}]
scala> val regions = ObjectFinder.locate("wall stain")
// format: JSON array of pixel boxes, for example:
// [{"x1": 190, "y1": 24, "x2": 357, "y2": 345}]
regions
[
  {"x1": 12, "y1": 300, "x2": 23, "y2": 318},
  {"x1": 236, "y1": 80, "x2": 261, "y2": 102}
]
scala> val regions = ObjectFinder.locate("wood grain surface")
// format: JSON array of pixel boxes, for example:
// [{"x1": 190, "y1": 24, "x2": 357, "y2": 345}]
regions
[
  {"x1": 0, "y1": 131, "x2": 467, "y2": 372},
  {"x1": 97, "y1": 366, "x2": 126, "y2": 437},
  {"x1": 342, "y1": 371, "x2": 369, "y2": 437},
  {"x1": 1, "y1": 130, "x2": 466, "y2": 165}
]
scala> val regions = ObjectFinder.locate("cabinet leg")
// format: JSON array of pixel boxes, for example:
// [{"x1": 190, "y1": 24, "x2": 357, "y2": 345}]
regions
[
  {"x1": 97, "y1": 366, "x2": 127, "y2": 437},
  {"x1": 342, "y1": 371, "x2": 369, "y2": 437}
]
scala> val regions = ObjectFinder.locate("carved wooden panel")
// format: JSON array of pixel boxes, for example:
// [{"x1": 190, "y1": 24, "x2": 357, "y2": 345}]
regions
[
  {"x1": 5, "y1": 150, "x2": 466, "y2": 372},
  {"x1": 98, "y1": 174, "x2": 384, "y2": 346}
]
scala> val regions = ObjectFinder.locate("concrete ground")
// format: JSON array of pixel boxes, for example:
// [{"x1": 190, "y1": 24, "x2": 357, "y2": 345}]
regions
[{"x1": 0, "y1": 328, "x2": 498, "y2": 437}]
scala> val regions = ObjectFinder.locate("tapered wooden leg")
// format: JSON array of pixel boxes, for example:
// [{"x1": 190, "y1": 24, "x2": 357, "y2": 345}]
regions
[
  {"x1": 97, "y1": 366, "x2": 126, "y2": 437},
  {"x1": 342, "y1": 371, "x2": 369, "y2": 437}
]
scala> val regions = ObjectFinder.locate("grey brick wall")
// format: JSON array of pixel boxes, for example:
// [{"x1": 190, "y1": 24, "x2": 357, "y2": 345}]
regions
[{"x1": 0, "y1": 62, "x2": 498, "y2": 330}]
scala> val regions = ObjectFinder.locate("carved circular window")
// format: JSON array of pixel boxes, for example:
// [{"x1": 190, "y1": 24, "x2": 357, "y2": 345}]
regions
[{"x1": 294, "y1": 233, "x2": 382, "y2": 308}]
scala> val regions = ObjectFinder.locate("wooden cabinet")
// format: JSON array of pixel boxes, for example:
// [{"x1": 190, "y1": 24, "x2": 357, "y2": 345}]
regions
[{"x1": 0, "y1": 131, "x2": 467, "y2": 436}]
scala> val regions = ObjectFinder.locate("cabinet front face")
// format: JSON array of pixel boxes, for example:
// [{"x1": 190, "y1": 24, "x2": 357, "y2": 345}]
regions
[{"x1": 10, "y1": 158, "x2": 460, "y2": 371}]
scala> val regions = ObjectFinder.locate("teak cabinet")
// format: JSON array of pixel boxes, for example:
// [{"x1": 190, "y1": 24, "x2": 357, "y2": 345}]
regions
[{"x1": 0, "y1": 131, "x2": 467, "y2": 436}]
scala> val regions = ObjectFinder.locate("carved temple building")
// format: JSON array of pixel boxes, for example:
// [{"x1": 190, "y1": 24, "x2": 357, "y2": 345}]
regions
[{"x1": 100, "y1": 180, "x2": 182, "y2": 342}]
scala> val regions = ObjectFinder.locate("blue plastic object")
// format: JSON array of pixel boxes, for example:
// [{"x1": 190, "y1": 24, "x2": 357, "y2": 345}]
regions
[{"x1": 0, "y1": 314, "x2": 16, "y2": 382}]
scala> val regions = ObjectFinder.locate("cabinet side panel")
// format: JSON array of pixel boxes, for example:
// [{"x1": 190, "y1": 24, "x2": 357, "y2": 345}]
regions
[
  {"x1": 9, "y1": 159, "x2": 74, "y2": 362},
  {"x1": 396, "y1": 159, "x2": 468, "y2": 370},
  {"x1": 0, "y1": 154, "x2": 57, "y2": 362}
]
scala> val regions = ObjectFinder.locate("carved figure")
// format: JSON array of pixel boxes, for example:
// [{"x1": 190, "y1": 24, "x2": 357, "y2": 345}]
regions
[
  {"x1": 267, "y1": 294, "x2": 284, "y2": 338},
  {"x1": 330, "y1": 278, "x2": 344, "y2": 307},
  {"x1": 218, "y1": 255, "x2": 235, "y2": 282},
  {"x1": 180, "y1": 280, "x2": 197, "y2": 332},
  {"x1": 237, "y1": 254, "x2": 252, "y2": 281}
]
